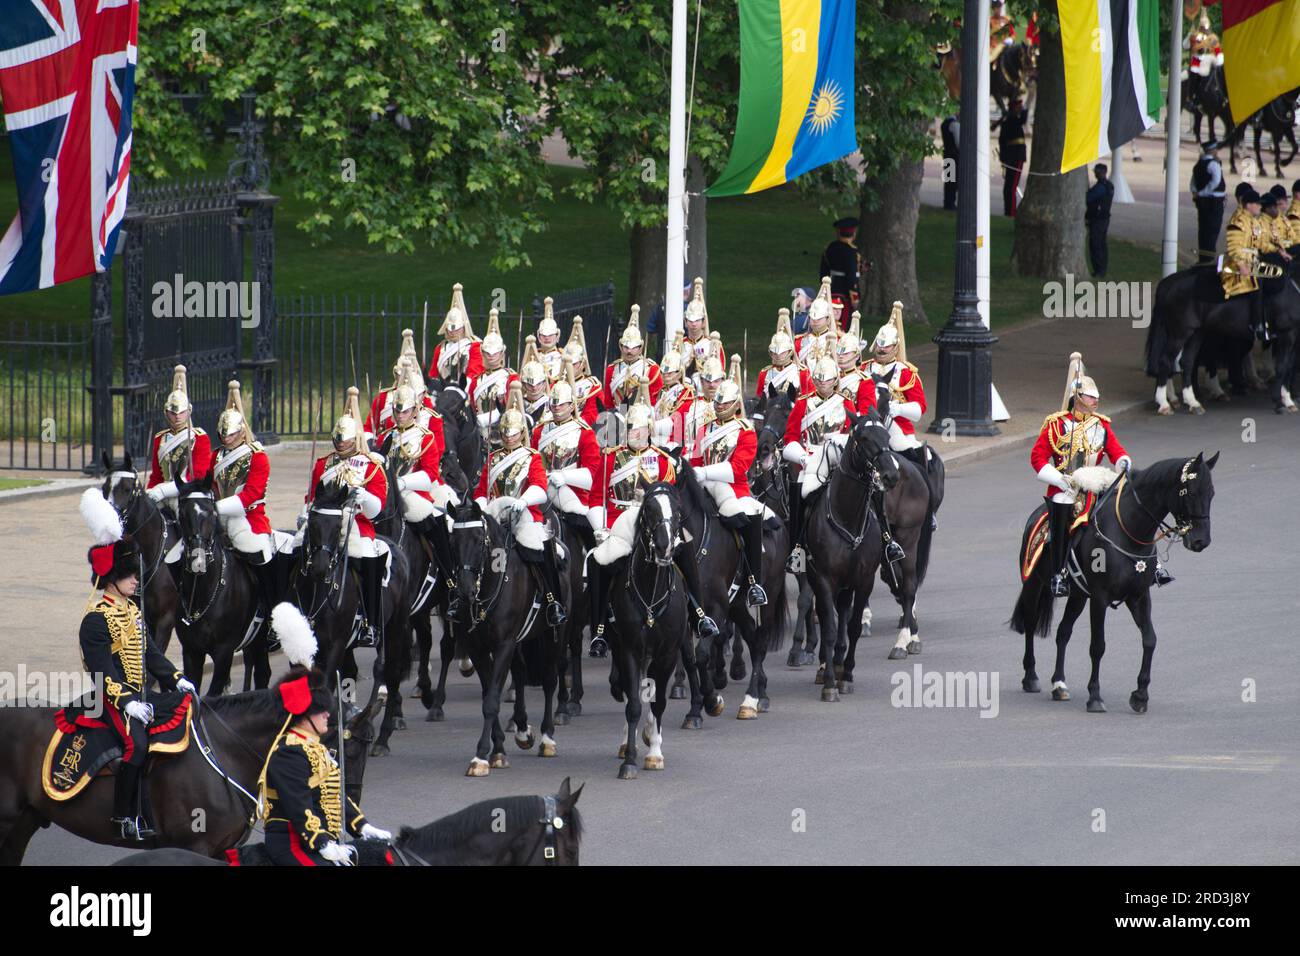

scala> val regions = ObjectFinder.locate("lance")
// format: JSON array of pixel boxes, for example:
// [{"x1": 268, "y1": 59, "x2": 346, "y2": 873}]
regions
[
  {"x1": 516, "y1": 306, "x2": 524, "y2": 370},
  {"x1": 421, "y1": 299, "x2": 429, "y2": 377}
]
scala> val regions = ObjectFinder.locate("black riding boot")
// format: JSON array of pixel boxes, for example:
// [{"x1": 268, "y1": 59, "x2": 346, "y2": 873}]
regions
[
  {"x1": 587, "y1": 560, "x2": 612, "y2": 657},
  {"x1": 540, "y1": 538, "x2": 568, "y2": 627},
  {"x1": 784, "y1": 485, "x2": 804, "y2": 572},
  {"x1": 743, "y1": 513, "x2": 767, "y2": 607},
  {"x1": 876, "y1": 489, "x2": 905, "y2": 563},
  {"x1": 252, "y1": 558, "x2": 281, "y2": 651},
  {"x1": 1048, "y1": 501, "x2": 1074, "y2": 597},
  {"x1": 673, "y1": 544, "x2": 720, "y2": 637},
  {"x1": 111, "y1": 763, "x2": 146, "y2": 841},
  {"x1": 355, "y1": 555, "x2": 386, "y2": 649},
  {"x1": 1251, "y1": 292, "x2": 1269, "y2": 343}
]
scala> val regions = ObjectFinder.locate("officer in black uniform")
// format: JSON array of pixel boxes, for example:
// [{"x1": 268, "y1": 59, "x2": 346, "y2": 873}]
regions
[
  {"x1": 79, "y1": 511, "x2": 194, "y2": 840},
  {"x1": 819, "y1": 217, "x2": 860, "y2": 329},
  {"x1": 1085, "y1": 163, "x2": 1115, "y2": 278},
  {"x1": 940, "y1": 115, "x2": 960, "y2": 210},
  {"x1": 995, "y1": 97, "x2": 1028, "y2": 217},
  {"x1": 1189, "y1": 141, "x2": 1226, "y2": 263}
]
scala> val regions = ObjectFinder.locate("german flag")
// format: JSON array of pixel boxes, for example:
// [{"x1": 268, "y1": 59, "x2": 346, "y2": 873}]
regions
[{"x1": 1217, "y1": 1, "x2": 1300, "y2": 125}]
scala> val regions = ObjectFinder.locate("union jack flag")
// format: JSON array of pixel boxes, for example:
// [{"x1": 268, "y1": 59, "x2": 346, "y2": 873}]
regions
[{"x1": 0, "y1": 0, "x2": 138, "y2": 295}]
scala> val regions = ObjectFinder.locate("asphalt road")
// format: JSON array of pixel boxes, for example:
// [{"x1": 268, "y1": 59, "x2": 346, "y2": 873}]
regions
[{"x1": 19, "y1": 398, "x2": 1299, "y2": 865}]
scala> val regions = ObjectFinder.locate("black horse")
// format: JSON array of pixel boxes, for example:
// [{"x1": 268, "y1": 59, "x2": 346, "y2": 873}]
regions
[
  {"x1": 606, "y1": 484, "x2": 690, "y2": 779},
  {"x1": 113, "y1": 777, "x2": 583, "y2": 866},
  {"x1": 1011, "y1": 454, "x2": 1217, "y2": 714},
  {"x1": 1249, "y1": 88, "x2": 1299, "y2": 178},
  {"x1": 0, "y1": 689, "x2": 376, "y2": 864},
  {"x1": 99, "y1": 453, "x2": 181, "y2": 657},
  {"x1": 1146, "y1": 255, "x2": 1300, "y2": 414},
  {"x1": 446, "y1": 498, "x2": 565, "y2": 775},
  {"x1": 292, "y1": 478, "x2": 412, "y2": 755},
  {"x1": 990, "y1": 41, "x2": 1036, "y2": 118},
  {"x1": 172, "y1": 473, "x2": 272, "y2": 695},
  {"x1": 1184, "y1": 66, "x2": 1245, "y2": 173},
  {"x1": 803, "y1": 414, "x2": 898, "y2": 700}
]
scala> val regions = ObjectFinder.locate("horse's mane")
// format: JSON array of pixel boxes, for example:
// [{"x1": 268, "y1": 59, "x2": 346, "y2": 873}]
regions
[
  {"x1": 395, "y1": 794, "x2": 584, "y2": 857},
  {"x1": 203, "y1": 687, "x2": 281, "y2": 718},
  {"x1": 674, "y1": 458, "x2": 709, "y2": 514}
]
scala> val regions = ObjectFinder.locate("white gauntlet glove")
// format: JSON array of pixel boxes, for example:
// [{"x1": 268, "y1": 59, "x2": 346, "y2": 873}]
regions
[
  {"x1": 360, "y1": 823, "x2": 392, "y2": 842},
  {"x1": 124, "y1": 700, "x2": 154, "y2": 723},
  {"x1": 176, "y1": 677, "x2": 197, "y2": 695}
]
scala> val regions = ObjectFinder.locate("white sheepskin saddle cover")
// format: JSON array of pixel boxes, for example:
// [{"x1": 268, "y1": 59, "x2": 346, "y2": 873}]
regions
[
  {"x1": 1071, "y1": 465, "x2": 1120, "y2": 495},
  {"x1": 800, "y1": 433, "x2": 848, "y2": 498},
  {"x1": 483, "y1": 498, "x2": 552, "y2": 551}
]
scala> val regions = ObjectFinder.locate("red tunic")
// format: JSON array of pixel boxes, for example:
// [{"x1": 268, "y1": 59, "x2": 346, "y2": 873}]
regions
[
  {"x1": 475, "y1": 447, "x2": 549, "y2": 523},
  {"x1": 372, "y1": 404, "x2": 445, "y2": 464},
  {"x1": 782, "y1": 395, "x2": 855, "y2": 452},
  {"x1": 379, "y1": 423, "x2": 441, "y2": 502},
  {"x1": 531, "y1": 420, "x2": 602, "y2": 508},
  {"x1": 755, "y1": 365, "x2": 812, "y2": 399},
  {"x1": 429, "y1": 339, "x2": 484, "y2": 383},
  {"x1": 208, "y1": 445, "x2": 272, "y2": 535},
  {"x1": 690, "y1": 421, "x2": 756, "y2": 499},
  {"x1": 1030, "y1": 411, "x2": 1129, "y2": 500},
  {"x1": 147, "y1": 428, "x2": 211, "y2": 488},
  {"x1": 366, "y1": 391, "x2": 436, "y2": 438},
  {"x1": 603, "y1": 358, "x2": 662, "y2": 409},
  {"x1": 867, "y1": 362, "x2": 923, "y2": 435},
  {"x1": 306, "y1": 453, "x2": 388, "y2": 538},
  {"x1": 599, "y1": 446, "x2": 676, "y2": 527}
]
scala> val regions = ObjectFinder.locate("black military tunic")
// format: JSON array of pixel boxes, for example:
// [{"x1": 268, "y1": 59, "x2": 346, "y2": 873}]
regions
[
  {"x1": 819, "y1": 240, "x2": 858, "y2": 313},
  {"x1": 262, "y1": 729, "x2": 367, "y2": 865}
]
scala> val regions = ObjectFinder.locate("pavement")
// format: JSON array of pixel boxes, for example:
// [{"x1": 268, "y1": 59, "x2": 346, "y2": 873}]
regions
[{"x1": 14, "y1": 392, "x2": 1297, "y2": 865}]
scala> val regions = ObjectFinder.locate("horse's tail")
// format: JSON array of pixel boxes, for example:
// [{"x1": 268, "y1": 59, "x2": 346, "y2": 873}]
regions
[
  {"x1": 520, "y1": 631, "x2": 546, "y2": 686},
  {"x1": 763, "y1": 572, "x2": 789, "y2": 654},
  {"x1": 915, "y1": 505, "x2": 935, "y2": 589},
  {"x1": 1009, "y1": 573, "x2": 1055, "y2": 638},
  {"x1": 1145, "y1": 281, "x2": 1172, "y2": 379}
]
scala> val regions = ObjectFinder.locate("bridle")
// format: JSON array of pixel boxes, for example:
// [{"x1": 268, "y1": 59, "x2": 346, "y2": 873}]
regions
[
  {"x1": 298, "y1": 499, "x2": 354, "y2": 622},
  {"x1": 825, "y1": 425, "x2": 892, "y2": 550},
  {"x1": 389, "y1": 794, "x2": 568, "y2": 867},
  {"x1": 107, "y1": 473, "x2": 168, "y2": 589},
  {"x1": 449, "y1": 508, "x2": 512, "y2": 623},
  {"x1": 627, "y1": 489, "x2": 676, "y2": 628},
  {"x1": 1113, "y1": 462, "x2": 1209, "y2": 548},
  {"x1": 178, "y1": 492, "x2": 227, "y2": 625}
]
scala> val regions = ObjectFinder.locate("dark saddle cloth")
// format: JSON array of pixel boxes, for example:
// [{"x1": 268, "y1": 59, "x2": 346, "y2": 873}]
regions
[
  {"x1": 41, "y1": 691, "x2": 193, "y2": 802},
  {"x1": 224, "y1": 838, "x2": 394, "y2": 866}
]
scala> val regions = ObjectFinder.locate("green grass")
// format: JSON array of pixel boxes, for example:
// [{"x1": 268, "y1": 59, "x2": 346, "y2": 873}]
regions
[
  {"x1": 0, "y1": 154, "x2": 1161, "y2": 374},
  {"x1": 0, "y1": 476, "x2": 48, "y2": 490}
]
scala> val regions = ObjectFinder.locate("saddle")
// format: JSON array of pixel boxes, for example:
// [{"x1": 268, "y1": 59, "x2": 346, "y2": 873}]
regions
[
  {"x1": 1192, "y1": 262, "x2": 1228, "y2": 303},
  {"x1": 41, "y1": 691, "x2": 193, "y2": 802},
  {"x1": 224, "y1": 837, "x2": 394, "y2": 866},
  {"x1": 1019, "y1": 492, "x2": 1100, "y2": 582}
]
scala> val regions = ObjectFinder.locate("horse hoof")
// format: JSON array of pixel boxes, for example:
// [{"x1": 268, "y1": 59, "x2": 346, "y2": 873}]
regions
[
  {"x1": 706, "y1": 696, "x2": 726, "y2": 718},
  {"x1": 888, "y1": 647, "x2": 907, "y2": 660},
  {"x1": 1023, "y1": 678, "x2": 1041, "y2": 693},
  {"x1": 820, "y1": 686, "x2": 839, "y2": 703},
  {"x1": 786, "y1": 650, "x2": 803, "y2": 668},
  {"x1": 730, "y1": 657, "x2": 747, "y2": 682},
  {"x1": 814, "y1": 664, "x2": 826, "y2": 684},
  {"x1": 618, "y1": 764, "x2": 638, "y2": 780},
  {"x1": 681, "y1": 715, "x2": 703, "y2": 730},
  {"x1": 1129, "y1": 693, "x2": 1148, "y2": 714},
  {"x1": 466, "y1": 758, "x2": 490, "y2": 777},
  {"x1": 799, "y1": 651, "x2": 817, "y2": 667},
  {"x1": 539, "y1": 741, "x2": 558, "y2": 757},
  {"x1": 426, "y1": 706, "x2": 445, "y2": 722},
  {"x1": 490, "y1": 753, "x2": 510, "y2": 769},
  {"x1": 393, "y1": 716, "x2": 407, "y2": 731},
  {"x1": 838, "y1": 679, "x2": 854, "y2": 694},
  {"x1": 669, "y1": 683, "x2": 688, "y2": 700},
  {"x1": 458, "y1": 661, "x2": 475, "y2": 678},
  {"x1": 369, "y1": 742, "x2": 390, "y2": 757},
  {"x1": 1052, "y1": 687, "x2": 1070, "y2": 701},
  {"x1": 419, "y1": 689, "x2": 434, "y2": 709},
  {"x1": 566, "y1": 700, "x2": 582, "y2": 717},
  {"x1": 737, "y1": 704, "x2": 758, "y2": 720},
  {"x1": 1287, "y1": 405, "x2": 1299, "y2": 415},
  {"x1": 712, "y1": 671, "x2": 729, "y2": 690},
  {"x1": 758, "y1": 697, "x2": 770, "y2": 713},
  {"x1": 555, "y1": 712, "x2": 570, "y2": 726},
  {"x1": 643, "y1": 754, "x2": 664, "y2": 771},
  {"x1": 1189, "y1": 405, "x2": 1206, "y2": 416},
  {"x1": 1155, "y1": 405, "x2": 1173, "y2": 416},
  {"x1": 515, "y1": 730, "x2": 536, "y2": 751},
  {"x1": 907, "y1": 640, "x2": 922, "y2": 655},
  {"x1": 1086, "y1": 699, "x2": 1106, "y2": 714}
]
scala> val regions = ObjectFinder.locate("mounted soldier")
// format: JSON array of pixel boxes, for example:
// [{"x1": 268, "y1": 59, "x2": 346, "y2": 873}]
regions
[
  {"x1": 603, "y1": 305, "x2": 662, "y2": 415},
  {"x1": 756, "y1": 308, "x2": 811, "y2": 401},
  {"x1": 653, "y1": 348, "x2": 695, "y2": 447},
  {"x1": 77, "y1": 489, "x2": 196, "y2": 840},
  {"x1": 145, "y1": 366, "x2": 210, "y2": 564},
  {"x1": 368, "y1": 330, "x2": 437, "y2": 437},
  {"x1": 1220, "y1": 187, "x2": 1271, "y2": 340},
  {"x1": 795, "y1": 277, "x2": 839, "y2": 365},
  {"x1": 588, "y1": 381, "x2": 719, "y2": 657},
  {"x1": 833, "y1": 311, "x2": 878, "y2": 415},
  {"x1": 472, "y1": 382, "x2": 569, "y2": 627},
  {"x1": 1263, "y1": 186, "x2": 1295, "y2": 260},
  {"x1": 690, "y1": 355, "x2": 767, "y2": 607},
  {"x1": 1031, "y1": 353, "x2": 1138, "y2": 598},
  {"x1": 369, "y1": 358, "x2": 445, "y2": 469},
  {"x1": 470, "y1": 309, "x2": 521, "y2": 439},
  {"x1": 562, "y1": 315, "x2": 604, "y2": 427},
  {"x1": 258, "y1": 604, "x2": 390, "y2": 865},
  {"x1": 689, "y1": 331, "x2": 724, "y2": 394},
  {"x1": 535, "y1": 297, "x2": 566, "y2": 382},
  {"x1": 533, "y1": 359, "x2": 603, "y2": 540},
  {"x1": 781, "y1": 350, "x2": 855, "y2": 571},
  {"x1": 684, "y1": 346, "x2": 724, "y2": 460},
  {"x1": 428, "y1": 282, "x2": 484, "y2": 385},
  {"x1": 208, "y1": 379, "x2": 280, "y2": 618},
  {"x1": 679, "y1": 276, "x2": 718, "y2": 380},
  {"x1": 378, "y1": 370, "x2": 457, "y2": 548},
  {"x1": 295, "y1": 387, "x2": 390, "y2": 649},
  {"x1": 519, "y1": 336, "x2": 551, "y2": 431},
  {"x1": 1187, "y1": 13, "x2": 1222, "y2": 81}
]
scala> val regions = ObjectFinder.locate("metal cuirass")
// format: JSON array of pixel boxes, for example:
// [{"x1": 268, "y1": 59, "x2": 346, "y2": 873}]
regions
[
  {"x1": 537, "y1": 420, "x2": 581, "y2": 471},
  {"x1": 803, "y1": 395, "x2": 846, "y2": 446},
  {"x1": 702, "y1": 419, "x2": 742, "y2": 466},
  {"x1": 212, "y1": 444, "x2": 254, "y2": 498},
  {"x1": 488, "y1": 448, "x2": 533, "y2": 499},
  {"x1": 475, "y1": 369, "x2": 509, "y2": 415},
  {"x1": 609, "y1": 446, "x2": 663, "y2": 506},
  {"x1": 158, "y1": 429, "x2": 196, "y2": 482}
]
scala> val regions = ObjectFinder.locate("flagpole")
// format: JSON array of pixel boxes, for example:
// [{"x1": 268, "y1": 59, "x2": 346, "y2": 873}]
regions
[
  {"x1": 666, "y1": 0, "x2": 688, "y2": 342},
  {"x1": 975, "y1": 0, "x2": 1008, "y2": 421},
  {"x1": 1161, "y1": 0, "x2": 1184, "y2": 277}
]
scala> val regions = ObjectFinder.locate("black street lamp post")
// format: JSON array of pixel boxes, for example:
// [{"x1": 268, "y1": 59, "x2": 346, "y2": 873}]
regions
[{"x1": 929, "y1": 0, "x2": 999, "y2": 437}]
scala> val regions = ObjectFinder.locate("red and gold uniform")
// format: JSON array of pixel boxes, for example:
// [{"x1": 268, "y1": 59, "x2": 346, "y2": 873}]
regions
[
  {"x1": 604, "y1": 356, "x2": 662, "y2": 410},
  {"x1": 471, "y1": 366, "x2": 521, "y2": 430},
  {"x1": 782, "y1": 392, "x2": 854, "y2": 458},
  {"x1": 1030, "y1": 409, "x2": 1130, "y2": 501},
  {"x1": 865, "y1": 358, "x2": 924, "y2": 447},
  {"x1": 475, "y1": 444, "x2": 549, "y2": 524},
  {"x1": 532, "y1": 416, "x2": 601, "y2": 515},
  {"x1": 429, "y1": 337, "x2": 483, "y2": 384},
  {"x1": 147, "y1": 426, "x2": 210, "y2": 493},
  {"x1": 756, "y1": 362, "x2": 811, "y2": 400},
  {"x1": 210, "y1": 439, "x2": 272, "y2": 538},
  {"x1": 306, "y1": 449, "x2": 388, "y2": 542},
  {"x1": 380, "y1": 418, "x2": 444, "y2": 521},
  {"x1": 597, "y1": 442, "x2": 676, "y2": 530}
]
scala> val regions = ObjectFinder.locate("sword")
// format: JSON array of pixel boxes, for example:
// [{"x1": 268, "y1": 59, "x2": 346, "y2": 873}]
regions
[
  {"x1": 516, "y1": 307, "x2": 524, "y2": 369},
  {"x1": 335, "y1": 670, "x2": 347, "y2": 831},
  {"x1": 421, "y1": 299, "x2": 429, "y2": 375}
]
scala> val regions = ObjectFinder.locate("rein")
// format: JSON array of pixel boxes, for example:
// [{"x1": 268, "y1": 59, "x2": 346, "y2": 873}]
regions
[
  {"x1": 113, "y1": 477, "x2": 168, "y2": 589},
  {"x1": 825, "y1": 444, "x2": 882, "y2": 549},
  {"x1": 188, "y1": 699, "x2": 262, "y2": 813},
  {"x1": 180, "y1": 529, "x2": 226, "y2": 625},
  {"x1": 626, "y1": 498, "x2": 674, "y2": 628}
]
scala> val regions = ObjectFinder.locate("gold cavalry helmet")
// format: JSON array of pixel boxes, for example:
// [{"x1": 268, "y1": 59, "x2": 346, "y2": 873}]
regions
[
  {"x1": 836, "y1": 311, "x2": 862, "y2": 358},
  {"x1": 874, "y1": 301, "x2": 909, "y2": 361},
  {"x1": 713, "y1": 354, "x2": 744, "y2": 413},
  {"x1": 551, "y1": 358, "x2": 578, "y2": 410},
  {"x1": 812, "y1": 353, "x2": 840, "y2": 382},
  {"x1": 520, "y1": 335, "x2": 546, "y2": 387},
  {"x1": 808, "y1": 276, "x2": 835, "y2": 324},
  {"x1": 164, "y1": 365, "x2": 191, "y2": 416},
  {"x1": 626, "y1": 379, "x2": 654, "y2": 431},
  {"x1": 620, "y1": 304, "x2": 644, "y2": 350},
  {"x1": 438, "y1": 282, "x2": 474, "y2": 337},
  {"x1": 332, "y1": 386, "x2": 364, "y2": 447},
  {"x1": 1061, "y1": 351, "x2": 1099, "y2": 410},
  {"x1": 216, "y1": 379, "x2": 255, "y2": 444},
  {"x1": 563, "y1": 315, "x2": 588, "y2": 368},
  {"x1": 684, "y1": 276, "x2": 710, "y2": 334},
  {"x1": 660, "y1": 348, "x2": 684, "y2": 377},
  {"x1": 398, "y1": 327, "x2": 421, "y2": 380},
  {"x1": 770, "y1": 308, "x2": 795, "y2": 356},
  {"x1": 499, "y1": 381, "x2": 528, "y2": 441},
  {"x1": 537, "y1": 296, "x2": 560, "y2": 340},
  {"x1": 392, "y1": 363, "x2": 427, "y2": 415},
  {"x1": 481, "y1": 308, "x2": 506, "y2": 356}
]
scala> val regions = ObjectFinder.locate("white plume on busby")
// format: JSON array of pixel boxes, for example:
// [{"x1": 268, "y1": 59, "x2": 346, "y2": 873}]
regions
[
  {"x1": 80, "y1": 488, "x2": 123, "y2": 545},
  {"x1": 272, "y1": 602, "x2": 318, "y2": 668}
]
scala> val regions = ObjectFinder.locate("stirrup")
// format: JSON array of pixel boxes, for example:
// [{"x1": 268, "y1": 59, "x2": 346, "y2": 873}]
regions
[
  {"x1": 1049, "y1": 572, "x2": 1070, "y2": 597},
  {"x1": 588, "y1": 634, "x2": 609, "y2": 658},
  {"x1": 885, "y1": 539, "x2": 906, "y2": 562},
  {"x1": 546, "y1": 598, "x2": 568, "y2": 627},
  {"x1": 355, "y1": 624, "x2": 378, "y2": 649},
  {"x1": 1154, "y1": 564, "x2": 1174, "y2": 587},
  {"x1": 695, "y1": 612, "x2": 720, "y2": 638},
  {"x1": 746, "y1": 580, "x2": 768, "y2": 608},
  {"x1": 784, "y1": 546, "x2": 804, "y2": 573},
  {"x1": 113, "y1": 817, "x2": 144, "y2": 842}
]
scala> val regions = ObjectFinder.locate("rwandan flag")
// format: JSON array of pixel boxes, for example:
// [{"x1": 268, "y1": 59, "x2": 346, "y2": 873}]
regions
[
  {"x1": 707, "y1": 0, "x2": 857, "y2": 198},
  {"x1": 1059, "y1": 0, "x2": 1162, "y2": 174},
  {"x1": 1219, "y1": 0, "x2": 1300, "y2": 125}
]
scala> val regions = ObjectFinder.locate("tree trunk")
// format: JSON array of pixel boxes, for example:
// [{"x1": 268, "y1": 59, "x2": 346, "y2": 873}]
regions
[
  {"x1": 628, "y1": 221, "x2": 667, "y2": 355},
  {"x1": 860, "y1": 142, "x2": 927, "y2": 326},
  {"x1": 1012, "y1": 8, "x2": 1087, "y2": 278},
  {"x1": 685, "y1": 154, "x2": 708, "y2": 290}
]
